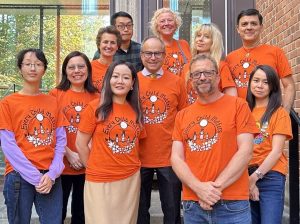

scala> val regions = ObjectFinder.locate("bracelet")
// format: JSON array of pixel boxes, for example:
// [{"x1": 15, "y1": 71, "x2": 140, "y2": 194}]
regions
[{"x1": 255, "y1": 170, "x2": 264, "y2": 179}]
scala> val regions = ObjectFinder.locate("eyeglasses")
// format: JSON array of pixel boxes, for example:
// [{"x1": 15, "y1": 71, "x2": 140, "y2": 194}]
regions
[
  {"x1": 190, "y1": 70, "x2": 216, "y2": 79},
  {"x1": 22, "y1": 63, "x2": 44, "y2": 69},
  {"x1": 142, "y1": 51, "x2": 165, "y2": 59},
  {"x1": 116, "y1": 23, "x2": 133, "y2": 30},
  {"x1": 67, "y1": 64, "x2": 86, "y2": 71}
]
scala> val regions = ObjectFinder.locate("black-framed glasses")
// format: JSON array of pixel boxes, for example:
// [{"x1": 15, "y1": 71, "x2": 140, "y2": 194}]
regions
[
  {"x1": 190, "y1": 70, "x2": 216, "y2": 79},
  {"x1": 21, "y1": 63, "x2": 44, "y2": 69},
  {"x1": 116, "y1": 23, "x2": 133, "y2": 30},
  {"x1": 141, "y1": 51, "x2": 165, "y2": 59}
]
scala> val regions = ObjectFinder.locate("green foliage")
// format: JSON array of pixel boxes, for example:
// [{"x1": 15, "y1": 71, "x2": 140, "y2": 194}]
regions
[{"x1": 0, "y1": 8, "x2": 108, "y2": 97}]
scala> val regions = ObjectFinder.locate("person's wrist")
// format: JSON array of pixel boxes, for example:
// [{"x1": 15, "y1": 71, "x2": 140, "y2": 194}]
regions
[{"x1": 255, "y1": 169, "x2": 264, "y2": 179}]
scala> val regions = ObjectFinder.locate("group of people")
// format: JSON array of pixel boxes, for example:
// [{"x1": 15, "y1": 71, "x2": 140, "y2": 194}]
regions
[{"x1": 0, "y1": 7, "x2": 294, "y2": 224}]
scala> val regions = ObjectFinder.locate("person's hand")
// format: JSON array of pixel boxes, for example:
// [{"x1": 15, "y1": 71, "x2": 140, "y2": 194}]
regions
[
  {"x1": 250, "y1": 185, "x2": 259, "y2": 201},
  {"x1": 35, "y1": 174, "x2": 53, "y2": 194},
  {"x1": 198, "y1": 199, "x2": 213, "y2": 210},
  {"x1": 249, "y1": 174, "x2": 258, "y2": 192},
  {"x1": 66, "y1": 150, "x2": 84, "y2": 170},
  {"x1": 195, "y1": 181, "x2": 221, "y2": 210}
]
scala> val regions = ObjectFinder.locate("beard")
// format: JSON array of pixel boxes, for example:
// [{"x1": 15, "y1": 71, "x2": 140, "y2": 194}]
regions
[{"x1": 194, "y1": 81, "x2": 214, "y2": 96}]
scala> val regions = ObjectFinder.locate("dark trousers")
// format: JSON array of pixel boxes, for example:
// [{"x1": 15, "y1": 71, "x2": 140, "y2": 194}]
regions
[
  {"x1": 61, "y1": 174, "x2": 85, "y2": 224},
  {"x1": 137, "y1": 166, "x2": 182, "y2": 224}
]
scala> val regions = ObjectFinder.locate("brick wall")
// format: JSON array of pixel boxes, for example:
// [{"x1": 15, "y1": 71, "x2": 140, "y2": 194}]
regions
[{"x1": 256, "y1": 0, "x2": 300, "y2": 111}]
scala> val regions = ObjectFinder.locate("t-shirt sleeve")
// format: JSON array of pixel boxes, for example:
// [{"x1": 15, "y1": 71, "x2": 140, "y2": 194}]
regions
[
  {"x1": 48, "y1": 88, "x2": 57, "y2": 97},
  {"x1": 78, "y1": 103, "x2": 97, "y2": 134},
  {"x1": 139, "y1": 126, "x2": 147, "y2": 139},
  {"x1": 0, "y1": 99, "x2": 13, "y2": 131},
  {"x1": 219, "y1": 61, "x2": 235, "y2": 90},
  {"x1": 172, "y1": 111, "x2": 184, "y2": 142},
  {"x1": 272, "y1": 108, "x2": 293, "y2": 140},
  {"x1": 235, "y1": 99, "x2": 259, "y2": 135},
  {"x1": 177, "y1": 78, "x2": 188, "y2": 110},
  {"x1": 179, "y1": 39, "x2": 192, "y2": 60},
  {"x1": 276, "y1": 47, "x2": 292, "y2": 78}
]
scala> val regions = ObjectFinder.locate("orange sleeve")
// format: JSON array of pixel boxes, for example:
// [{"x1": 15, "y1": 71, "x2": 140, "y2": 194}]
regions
[
  {"x1": 139, "y1": 126, "x2": 147, "y2": 139},
  {"x1": 236, "y1": 99, "x2": 259, "y2": 135},
  {"x1": 48, "y1": 88, "x2": 58, "y2": 97},
  {"x1": 78, "y1": 103, "x2": 97, "y2": 134},
  {"x1": 219, "y1": 61, "x2": 235, "y2": 90},
  {"x1": 172, "y1": 110, "x2": 184, "y2": 142},
  {"x1": 271, "y1": 108, "x2": 293, "y2": 140},
  {"x1": 177, "y1": 77, "x2": 188, "y2": 111},
  {"x1": 179, "y1": 39, "x2": 192, "y2": 61},
  {"x1": 0, "y1": 98, "x2": 13, "y2": 131},
  {"x1": 276, "y1": 47, "x2": 292, "y2": 78}
]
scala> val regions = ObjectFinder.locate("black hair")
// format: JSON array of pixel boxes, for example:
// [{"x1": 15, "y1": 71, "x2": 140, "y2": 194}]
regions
[
  {"x1": 95, "y1": 60, "x2": 143, "y2": 126},
  {"x1": 56, "y1": 51, "x2": 98, "y2": 93},
  {"x1": 246, "y1": 65, "x2": 282, "y2": 125},
  {"x1": 237, "y1": 8, "x2": 263, "y2": 25},
  {"x1": 110, "y1": 11, "x2": 133, "y2": 26},
  {"x1": 17, "y1": 48, "x2": 48, "y2": 70}
]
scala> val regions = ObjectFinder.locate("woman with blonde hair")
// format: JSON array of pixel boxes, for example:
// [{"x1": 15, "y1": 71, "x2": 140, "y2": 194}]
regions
[
  {"x1": 150, "y1": 8, "x2": 191, "y2": 76},
  {"x1": 184, "y1": 23, "x2": 237, "y2": 104}
]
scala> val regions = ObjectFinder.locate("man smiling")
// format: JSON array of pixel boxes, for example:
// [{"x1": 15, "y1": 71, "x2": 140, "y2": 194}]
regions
[{"x1": 93, "y1": 11, "x2": 143, "y2": 71}]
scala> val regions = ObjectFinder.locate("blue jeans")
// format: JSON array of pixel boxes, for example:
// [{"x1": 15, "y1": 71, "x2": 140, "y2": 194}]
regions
[
  {"x1": 137, "y1": 166, "x2": 182, "y2": 224},
  {"x1": 250, "y1": 171, "x2": 286, "y2": 224},
  {"x1": 3, "y1": 171, "x2": 63, "y2": 224},
  {"x1": 61, "y1": 174, "x2": 85, "y2": 224},
  {"x1": 182, "y1": 200, "x2": 251, "y2": 224}
]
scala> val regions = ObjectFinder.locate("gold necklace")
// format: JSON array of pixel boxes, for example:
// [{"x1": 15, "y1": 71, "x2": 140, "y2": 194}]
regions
[{"x1": 242, "y1": 41, "x2": 260, "y2": 58}]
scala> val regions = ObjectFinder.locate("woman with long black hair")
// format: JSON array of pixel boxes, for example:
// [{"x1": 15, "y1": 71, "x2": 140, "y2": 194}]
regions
[
  {"x1": 246, "y1": 65, "x2": 292, "y2": 224},
  {"x1": 76, "y1": 61, "x2": 145, "y2": 224}
]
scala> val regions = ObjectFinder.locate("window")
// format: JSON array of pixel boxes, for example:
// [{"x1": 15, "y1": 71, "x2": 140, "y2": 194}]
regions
[{"x1": 0, "y1": 0, "x2": 110, "y2": 92}]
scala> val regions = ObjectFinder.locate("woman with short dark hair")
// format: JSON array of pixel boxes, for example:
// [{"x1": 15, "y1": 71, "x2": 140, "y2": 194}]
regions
[
  {"x1": 92, "y1": 26, "x2": 122, "y2": 92},
  {"x1": 0, "y1": 48, "x2": 67, "y2": 223}
]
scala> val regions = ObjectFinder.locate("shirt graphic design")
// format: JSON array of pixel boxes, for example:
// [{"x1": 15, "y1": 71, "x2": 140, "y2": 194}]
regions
[
  {"x1": 21, "y1": 109, "x2": 55, "y2": 147},
  {"x1": 183, "y1": 115, "x2": 222, "y2": 151},
  {"x1": 164, "y1": 51, "x2": 185, "y2": 75},
  {"x1": 141, "y1": 91, "x2": 170, "y2": 124},
  {"x1": 231, "y1": 57, "x2": 259, "y2": 88},
  {"x1": 104, "y1": 117, "x2": 140, "y2": 154},
  {"x1": 63, "y1": 101, "x2": 87, "y2": 134},
  {"x1": 254, "y1": 121, "x2": 269, "y2": 144}
]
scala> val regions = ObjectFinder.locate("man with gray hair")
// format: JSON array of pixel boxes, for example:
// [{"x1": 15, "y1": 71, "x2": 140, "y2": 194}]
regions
[
  {"x1": 171, "y1": 54, "x2": 258, "y2": 223},
  {"x1": 137, "y1": 36, "x2": 187, "y2": 224}
]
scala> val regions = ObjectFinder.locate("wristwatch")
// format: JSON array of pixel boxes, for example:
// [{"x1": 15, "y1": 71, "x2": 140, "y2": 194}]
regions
[{"x1": 255, "y1": 170, "x2": 264, "y2": 179}]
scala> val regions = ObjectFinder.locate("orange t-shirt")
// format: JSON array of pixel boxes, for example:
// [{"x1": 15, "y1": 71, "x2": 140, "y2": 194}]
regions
[
  {"x1": 0, "y1": 93, "x2": 68, "y2": 175},
  {"x1": 182, "y1": 60, "x2": 236, "y2": 104},
  {"x1": 226, "y1": 44, "x2": 292, "y2": 98},
  {"x1": 163, "y1": 39, "x2": 192, "y2": 76},
  {"x1": 172, "y1": 95, "x2": 258, "y2": 200},
  {"x1": 91, "y1": 60, "x2": 110, "y2": 92},
  {"x1": 138, "y1": 70, "x2": 188, "y2": 167},
  {"x1": 78, "y1": 99, "x2": 146, "y2": 182},
  {"x1": 250, "y1": 106, "x2": 292, "y2": 175},
  {"x1": 49, "y1": 88, "x2": 99, "y2": 175}
]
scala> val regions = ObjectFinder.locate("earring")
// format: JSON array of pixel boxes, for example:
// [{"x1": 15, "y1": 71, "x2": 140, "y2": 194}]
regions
[{"x1": 131, "y1": 86, "x2": 133, "y2": 90}]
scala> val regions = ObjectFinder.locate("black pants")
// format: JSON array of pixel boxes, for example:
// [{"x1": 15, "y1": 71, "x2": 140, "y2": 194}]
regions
[
  {"x1": 61, "y1": 174, "x2": 85, "y2": 224},
  {"x1": 137, "y1": 166, "x2": 182, "y2": 224}
]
